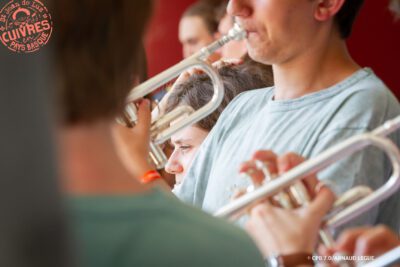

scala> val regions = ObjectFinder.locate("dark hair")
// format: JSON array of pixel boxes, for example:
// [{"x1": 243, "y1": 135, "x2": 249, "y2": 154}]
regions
[
  {"x1": 182, "y1": 1, "x2": 219, "y2": 35},
  {"x1": 53, "y1": 0, "x2": 152, "y2": 125},
  {"x1": 165, "y1": 60, "x2": 273, "y2": 131},
  {"x1": 335, "y1": 0, "x2": 365, "y2": 39}
]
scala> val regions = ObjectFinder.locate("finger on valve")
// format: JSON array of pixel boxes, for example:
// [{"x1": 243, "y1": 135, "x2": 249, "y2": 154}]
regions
[
  {"x1": 239, "y1": 160, "x2": 267, "y2": 187},
  {"x1": 252, "y1": 151, "x2": 299, "y2": 209},
  {"x1": 239, "y1": 155, "x2": 292, "y2": 208},
  {"x1": 335, "y1": 225, "x2": 400, "y2": 257}
]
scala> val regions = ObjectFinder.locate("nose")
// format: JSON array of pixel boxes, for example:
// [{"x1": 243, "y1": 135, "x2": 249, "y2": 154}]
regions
[
  {"x1": 227, "y1": 0, "x2": 252, "y2": 18},
  {"x1": 165, "y1": 152, "x2": 184, "y2": 175}
]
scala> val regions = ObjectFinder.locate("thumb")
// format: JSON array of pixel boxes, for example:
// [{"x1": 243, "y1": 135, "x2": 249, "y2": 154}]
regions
[{"x1": 136, "y1": 99, "x2": 151, "y2": 136}]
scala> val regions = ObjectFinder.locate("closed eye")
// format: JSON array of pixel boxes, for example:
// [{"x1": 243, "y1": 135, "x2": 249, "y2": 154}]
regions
[{"x1": 179, "y1": 145, "x2": 192, "y2": 151}]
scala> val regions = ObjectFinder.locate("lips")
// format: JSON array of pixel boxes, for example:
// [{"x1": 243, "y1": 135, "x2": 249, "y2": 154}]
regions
[
  {"x1": 244, "y1": 26, "x2": 257, "y2": 33},
  {"x1": 234, "y1": 20, "x2": 257, "y2": 35}
]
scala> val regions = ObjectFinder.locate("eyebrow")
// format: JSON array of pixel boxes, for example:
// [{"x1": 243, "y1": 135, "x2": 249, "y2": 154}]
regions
[{"x1": 171, "y1": 138, "x2": 193, "y2": 146}]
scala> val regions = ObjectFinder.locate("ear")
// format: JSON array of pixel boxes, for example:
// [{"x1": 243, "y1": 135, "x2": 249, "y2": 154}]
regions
[{"x1": 314, "y1": 0, "x2": 346, "y2": 22}]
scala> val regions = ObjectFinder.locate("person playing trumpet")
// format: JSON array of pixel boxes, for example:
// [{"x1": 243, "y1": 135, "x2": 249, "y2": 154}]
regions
[{"x1": 174, "y1": 0, "x2": 400, "y2": 234}]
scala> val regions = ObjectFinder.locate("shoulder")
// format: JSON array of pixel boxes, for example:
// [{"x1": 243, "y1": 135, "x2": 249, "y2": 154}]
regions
[
  {"x1": 221, "y1": 87, "x2": 273, "y2": 116},
  {"x1": 340, "y1": 68, "x2": 398, "y2": 109},
  {"x1": 134, "y1": 192, "x2": 264, "y2": 267},
  {"x1": 324, "y1": 68, "x2": 399, "y2": 131},
  {"x1": 199, "y1": 86, "x2": 273, "y2": 146},
  {"x1": 69, "y1": 192, "x2": 264, "y2": 267}
]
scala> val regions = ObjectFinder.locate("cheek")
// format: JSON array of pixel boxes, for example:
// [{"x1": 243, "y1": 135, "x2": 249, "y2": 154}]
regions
[
  {"x1": 181, "y1": 148, "x2": 200, "y2": 171},
  {"x1": 253, "y1": 1, "x2": 294, "y2": 37}
]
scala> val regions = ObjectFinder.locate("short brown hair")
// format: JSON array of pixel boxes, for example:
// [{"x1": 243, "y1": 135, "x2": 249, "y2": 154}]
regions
[
  {"x1": 165, "y1": 60, "x2": 273, "y2": 131},
  {"x1": 335, "y1": 0, "x2": 365, "y2": 39},
  {"x1": 182, "y1": 1, "x2": 219, "y2": 35},
  {"x1": 53, "y1": 0, "x2": 152, "y2": 125}
]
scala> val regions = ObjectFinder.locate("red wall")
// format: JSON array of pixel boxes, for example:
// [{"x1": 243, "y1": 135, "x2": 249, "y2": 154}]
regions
[
  {"x1": 146, "y1": 0, "x2": 400, "y2": 98},
  {"x1": 145, "y1": 0, "x2": 196, "y2": 78},
  {"x1": 349, "y1": 0, "x2": 400, "y2": 97}
]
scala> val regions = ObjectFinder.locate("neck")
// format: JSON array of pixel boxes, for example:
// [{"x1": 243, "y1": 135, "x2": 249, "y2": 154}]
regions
[
  {"x1": 273, "y1": 34, "x2": 360, "y2": 100},
  {"x1": 59, "y1": 121, "x2": 148, "y2": 195}
]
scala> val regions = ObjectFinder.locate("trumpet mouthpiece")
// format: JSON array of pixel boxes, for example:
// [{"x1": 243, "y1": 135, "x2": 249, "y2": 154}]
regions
[{"x1": 228, "y1": 23, "x2": 247, "y2": 41}]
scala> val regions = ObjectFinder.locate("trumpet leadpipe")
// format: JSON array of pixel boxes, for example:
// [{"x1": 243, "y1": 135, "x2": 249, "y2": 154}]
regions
[
  {"x1": 197, "y1": 23, "x2": 247, "y2": 60},
  {"x1": 127, "y1": 24, "x2": 247, "y2": 103}
]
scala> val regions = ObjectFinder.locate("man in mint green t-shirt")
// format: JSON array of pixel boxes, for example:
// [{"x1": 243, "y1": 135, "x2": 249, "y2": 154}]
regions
[{"x1": 175, "y1": 0, "x2": 400, "y2": 232}]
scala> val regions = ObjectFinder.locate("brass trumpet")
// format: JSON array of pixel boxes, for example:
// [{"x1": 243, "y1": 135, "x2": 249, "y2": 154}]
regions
[
  {"x1": 214, "y1": 116, "x2": 400, "y2": 266},
  {"x1": 214, "y1": 116, "x2": 400, "y2": 221},
  {"x1": 120, "y1": 24, "x2": 247, "y2": 169},
  {"x1": 362, "y1": 246, "x2": 400, "y2": 267}
]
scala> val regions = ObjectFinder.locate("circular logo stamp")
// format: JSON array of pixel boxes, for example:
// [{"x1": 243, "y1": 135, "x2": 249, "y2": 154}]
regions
[{"x1": 0, "y1": 0, "x2": 53, "y2": 53}]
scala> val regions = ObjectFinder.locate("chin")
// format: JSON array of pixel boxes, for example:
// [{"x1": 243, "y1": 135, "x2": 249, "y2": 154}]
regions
[
  {"x1": 248, "y1": 48, "x2": 267, "y2": 63},
  {"x1": 248, "y1": 45, "x2": 277, "y2": 65}
]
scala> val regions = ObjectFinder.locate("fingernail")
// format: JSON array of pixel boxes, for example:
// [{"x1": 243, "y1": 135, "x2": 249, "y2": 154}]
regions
[
  {"x1": 141, "y1": 99, "x2": 150, "y2": 107},
  {"x1": 278, "y1": 163, "x2": 289, "y2": 174}
]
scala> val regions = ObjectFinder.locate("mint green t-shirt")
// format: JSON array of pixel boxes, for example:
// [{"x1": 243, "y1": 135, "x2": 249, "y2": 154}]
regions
[
  {"x1": 68, "y1": 189, "x2": 264, "y2": 267},
  {"x1": 174, "y1": 68, "x2": 400, "y2": 231}
]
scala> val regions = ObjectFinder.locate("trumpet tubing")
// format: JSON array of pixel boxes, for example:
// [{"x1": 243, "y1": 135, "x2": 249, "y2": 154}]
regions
[
  {"x1": 214, "y1": 116, "x2": 400, "y2": 229},
  {"x1": 253, "y1": 162, "x2": 370, "y2": 267},
  {"x1": 120, "y1": 24, "x2": 247, "y2": 169},
  {"x1": 215, "y1": 116, "x2": 400, "y2": 266},
  {"x1": 361, "y1": 246, "x2": 400, "y2": 267}
]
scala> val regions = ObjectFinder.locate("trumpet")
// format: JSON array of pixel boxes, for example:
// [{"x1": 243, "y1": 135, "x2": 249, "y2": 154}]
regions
[
  {"x1": 120, "y1": 24, "x2": 247, "y2": 169},
  {"x1": 214, "y1": 116, "x2": 400, "y2": 266},
  {"x1": 214, "y1": 115, "x2": 400, "y2": 221},
  {"x1": 362, "y1": 246, "x2": 400, "y2": 267}
]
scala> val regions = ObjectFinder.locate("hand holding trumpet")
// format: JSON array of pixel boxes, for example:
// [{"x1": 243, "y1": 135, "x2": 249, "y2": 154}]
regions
[
  {"x1": 319, "y1": 225, "x2": 400, "y2": 261},
  {"x1": 236, "y1": 150, "x2": 400, "y2": 266},
  {"x1": 113, "y1": 99, "x2": 154, "y2": 178},
  {"x1": 241, "y1": 151, "x2": 336, "y2": 257}
]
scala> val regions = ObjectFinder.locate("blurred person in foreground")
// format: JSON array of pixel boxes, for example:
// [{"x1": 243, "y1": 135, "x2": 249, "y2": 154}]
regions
[{"x1": 52, "y1": 0, "x2": 267, "y2": 266}]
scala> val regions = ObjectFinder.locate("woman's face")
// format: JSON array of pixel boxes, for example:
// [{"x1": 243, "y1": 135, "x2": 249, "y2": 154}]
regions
[{"x1": 165, "y1": 125, "x2": 209, "y2": 185}]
